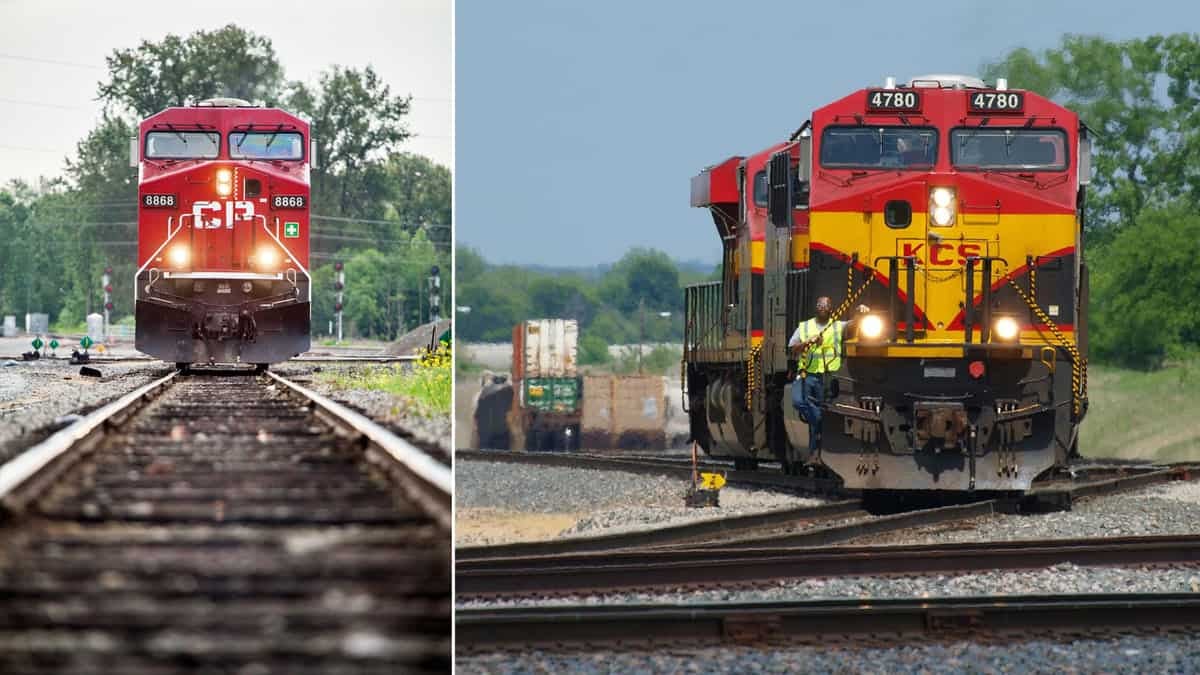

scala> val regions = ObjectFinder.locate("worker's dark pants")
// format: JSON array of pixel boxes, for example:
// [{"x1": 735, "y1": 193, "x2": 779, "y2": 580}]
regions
[{"x1": 791, "y1": 373, "x2": 824, "y2": 451}]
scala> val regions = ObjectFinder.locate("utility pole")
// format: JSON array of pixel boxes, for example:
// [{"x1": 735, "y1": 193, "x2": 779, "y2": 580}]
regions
[
  {"x1": 102, "y1": 266, "x2": 113, "y2": 342},
  {"x1": 334, "y1": 261, "x2": 345, "y2": 343},
  {"x1": 638, "y1": 297, "x2": 646, "y2": 375}
]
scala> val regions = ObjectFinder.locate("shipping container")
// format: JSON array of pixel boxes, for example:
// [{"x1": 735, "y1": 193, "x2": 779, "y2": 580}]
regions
[
  {"x1": 521, "y1": 377, "x2": 581, "y2": 413},
  {"x1": 512, "y1": 319, "x2": 578, "y2": 380},
  {"x1": 580, "y1": 374, "x2": 668, "y2": 449}
]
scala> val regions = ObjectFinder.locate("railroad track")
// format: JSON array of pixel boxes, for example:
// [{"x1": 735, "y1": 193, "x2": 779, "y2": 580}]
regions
[
  {"x1": 456, "y1": 459, "x2": 1194, "y2": 564},
  {"x1": 0, "y1": 370, "x2": 451, "y2": 673},
  {"x1": 457, "y1": 593, "x2": 1200, "y2": 651},
  {"x1": 458, "y1": 533, "x2": 1200, "y2": 597}
]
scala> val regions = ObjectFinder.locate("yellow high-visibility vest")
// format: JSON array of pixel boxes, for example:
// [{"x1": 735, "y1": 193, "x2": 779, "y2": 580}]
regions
[{"x1": 798, "y1": 318, "x2": 844, "y2": 374}]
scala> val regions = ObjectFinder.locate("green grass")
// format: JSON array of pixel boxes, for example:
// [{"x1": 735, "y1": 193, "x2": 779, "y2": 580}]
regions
[
  {"x1": 319, "y1": 359, "x2": 451, "y2": 418},
  {"x1": 1080, "y1": 358, "x2": 1200, "y2": 462}
]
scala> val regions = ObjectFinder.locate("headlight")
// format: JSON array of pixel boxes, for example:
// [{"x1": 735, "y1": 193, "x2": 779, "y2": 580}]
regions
[
  {"x1": 994, "y1": 316, "x2": 1020, "y2": 341},
  {"x1": 929, "y1": 187, "x2": 956, "y2": 226},
  {"x1": 216, "y1": 168, "x2": 232, "y2": 197},
  {"x1": 256, "y1": 246, "x2": 278, "y2": 269},
  {"x1": 860, "y1": 314, "x2": 885, "y2": 340},
  {"x1": 168, "y1": 245, "x2": 189, "y2": 267}
]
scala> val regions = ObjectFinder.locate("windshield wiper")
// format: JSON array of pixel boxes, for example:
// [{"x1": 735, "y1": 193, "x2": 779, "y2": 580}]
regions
[
  {"x1": 163, "y1": 123, "x2": 187, "y2": 145},
  {"x1": 263, "y1": 124, "x2": 285, "y2": 151}
]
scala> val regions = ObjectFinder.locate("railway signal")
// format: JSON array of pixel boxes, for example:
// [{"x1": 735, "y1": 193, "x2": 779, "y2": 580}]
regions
[
  {"x1": 334, "y1": 261, "x2": 345, "y2": 343},
  {"x1": 428, "y1": 266, "x2": 441, "y2": 323}
]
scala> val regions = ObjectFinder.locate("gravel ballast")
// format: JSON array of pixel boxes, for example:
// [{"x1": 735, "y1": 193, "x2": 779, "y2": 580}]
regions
[
  {"x1": 458, "y1": 635, "x2": 1200, "y2": 674},
  {"x1": 859, "y1": 479, "x2": 1200, "y2": 546},
  {"x1": 0, "y1": 359, "x2": 167, "y2": 464},
  {"x1": 455, "y1": 460, "x2": 826, "y2": 546}
]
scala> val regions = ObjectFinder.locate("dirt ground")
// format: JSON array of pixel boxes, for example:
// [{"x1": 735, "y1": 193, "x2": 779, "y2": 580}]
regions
[{"x1": 455, "y1": 507, "x2": 581, "y2": 546}]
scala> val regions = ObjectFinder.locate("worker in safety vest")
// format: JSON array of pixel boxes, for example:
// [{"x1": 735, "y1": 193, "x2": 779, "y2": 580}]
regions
[{"x1": 788, "y1": 296, "x2": 869, "y2": 453}]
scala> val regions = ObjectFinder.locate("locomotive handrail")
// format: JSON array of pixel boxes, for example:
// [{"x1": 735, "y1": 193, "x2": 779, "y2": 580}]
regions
[
  {"x1": 133, "y1": 213, "x2": 192, "y2": 302},
  {"x1": 260, "y1": 219, "x2": 311, "y2": 302}
]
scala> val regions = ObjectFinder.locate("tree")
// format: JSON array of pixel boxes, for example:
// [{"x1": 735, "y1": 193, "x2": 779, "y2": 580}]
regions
[
  {"x1": 599, "y1": 248, "x2": 681, "y2": 314},
  {"x1": 1089, "y1": 204, "x2": 1200, "y2": 368},
  {"x1": 285, "y1": 66, "x2": 412, "y2": 219},
  {"x1": 98, "y1": 25, "x2": 284, "y2": 116}
]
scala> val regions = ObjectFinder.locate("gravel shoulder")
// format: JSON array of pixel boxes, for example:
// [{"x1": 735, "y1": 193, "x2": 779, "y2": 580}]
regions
[
  {"x1": 455, "y1": 460, "x2": 827, "y2": 547},
  {"x1": 458, "y1": 635, "x2": 1200, "y2": 674},
  {"x1": 0, "y1": 359, "x2": 169, "y2": 464}
]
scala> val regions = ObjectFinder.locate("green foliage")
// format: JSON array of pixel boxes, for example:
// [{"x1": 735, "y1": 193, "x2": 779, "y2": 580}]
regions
[
  {"x1": 1080, "y1": 357, "x2": 1200, "y2": 461},
  {"x1": 613, "y1": 345, "x2": 682, "y2": 375},
  {"x1": 319, "y1": 357, "x2": 451, "y2": 418},
  {"x1": 578, "y1": 333, "x2": 612, "y2": 365},
  {"x1": 99, "y1": 25, "x2": 285, "y2": 116},
  {"x1": 1089, "y1": 205, "x2": 1200, "y2": 368},
  {"x1": 456, "y1": 246, "x2": 687, "y2": 348}
]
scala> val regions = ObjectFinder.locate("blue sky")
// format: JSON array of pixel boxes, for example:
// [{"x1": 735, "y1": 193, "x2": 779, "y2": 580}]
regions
[{"x1": 457, "y1": 0, "x2": 1196, "y2": 265}]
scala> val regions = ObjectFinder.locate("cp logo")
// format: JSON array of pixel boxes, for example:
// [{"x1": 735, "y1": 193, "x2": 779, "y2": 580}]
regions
[{"x1": 192, "y1": 201, "x2": 256, "y2": 229}]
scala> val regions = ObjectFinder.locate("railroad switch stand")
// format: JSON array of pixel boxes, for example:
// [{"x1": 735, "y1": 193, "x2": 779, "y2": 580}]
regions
[{"x1": 684, "y1": 441, "x2": 724, "y2": 508}]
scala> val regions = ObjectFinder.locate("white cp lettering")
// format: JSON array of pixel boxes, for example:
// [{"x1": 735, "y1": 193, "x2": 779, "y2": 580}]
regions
[{"x1": 192, "y1": 200, "x2": 256, "y2": 229}]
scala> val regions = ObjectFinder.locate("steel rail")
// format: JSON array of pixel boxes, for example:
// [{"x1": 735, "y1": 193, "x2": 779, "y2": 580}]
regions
[
  {"x1": 0, "y1": 371, "x2": 177, "y2": 515},
  {"x1": 457, "y1": 533, "x2": 1200, "y2": 597},
  {"x1": 455, "y1": 499, "x2": 866, "y2": 561},
  {"x1": 265, "y1": 371, "x2": 451, "y2": 527},
  {"x1": 456, "y1": 449, "x2": 852, "y2": 496},
  {"x1": 456, "y1": 593, "x2": 1200, "y2": 650}
]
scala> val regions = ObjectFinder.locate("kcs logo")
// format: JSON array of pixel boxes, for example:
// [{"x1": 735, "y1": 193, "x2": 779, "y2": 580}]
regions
[
  {"x1": 901, "y1": 242, "x2": 984, "y2": 266},
  {"x1": 192, "y1": 200, "x2": 256, "y2": 229}
]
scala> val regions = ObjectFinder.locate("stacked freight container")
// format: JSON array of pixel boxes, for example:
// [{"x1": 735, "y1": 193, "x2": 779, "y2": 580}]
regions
[{"x1": 510, "y1": 319, "x2": 582, "y2": 451}]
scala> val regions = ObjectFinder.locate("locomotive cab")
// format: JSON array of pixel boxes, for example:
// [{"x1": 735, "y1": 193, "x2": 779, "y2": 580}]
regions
[{"x1": 133, "y1": 98, "x2": 313, "y2": 367}]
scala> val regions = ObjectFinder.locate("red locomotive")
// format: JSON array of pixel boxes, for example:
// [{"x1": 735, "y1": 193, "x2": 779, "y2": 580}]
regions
[{"x1": 133, "y1": 98, "x2": 313, "y2": 368}]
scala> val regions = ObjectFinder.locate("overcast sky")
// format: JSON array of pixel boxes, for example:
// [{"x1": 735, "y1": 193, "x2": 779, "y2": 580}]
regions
[
  {"x1": 458, "y1": 0, "x2": 1200, "y2": 265},
  {"x1": 0, "y1": 0, "x2": 451, "y2": 187}
]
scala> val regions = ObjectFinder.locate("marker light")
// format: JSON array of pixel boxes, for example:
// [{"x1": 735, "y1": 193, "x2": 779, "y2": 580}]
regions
[
  {"x1": 168, "y1": 245, "x2": 189, "y2": 267},
  {"x1": 929, "y1": 187, "x2": 956, "y2": 226},
  {"x1": 216, "y1": 168, "x2": 233, "y2": 196},
  {"x1": 256, "y1": 246, "x2": 278, "y2": 269},
  {"x1": 994, "y1": 316, "x2": 1020, "y2": 341},
  {"x1": 859, "y1": 314, "x2": 885, "y2": 340}
]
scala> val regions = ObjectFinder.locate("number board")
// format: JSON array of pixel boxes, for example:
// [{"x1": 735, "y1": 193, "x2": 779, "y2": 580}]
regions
[
  {"x1": 969, "y1": 91, "x2": 1024, "y2": 113},
  {"x1": 866, "y1": 90, "x2": 921, "y2": 112},
  {"x1": 272, "y1": 194, "x2": 307, "y2": 209},
  {"x1": 142, "y1": 193, "x2": 177, "y2": 209}
]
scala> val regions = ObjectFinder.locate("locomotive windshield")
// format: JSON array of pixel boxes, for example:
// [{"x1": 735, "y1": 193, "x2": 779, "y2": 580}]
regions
[
  {"x1": 951, "y1": 128, "x2": 1067, "y2": 171},
  {"x1": 820, "y1": 126, "x2": 937, "y2": 169},
  {"x1": 230, "y1": 131, "x2": 305, "y2": 160},
  {"x1": 145, "y1": 131, "x2": 220, "y2": 159}
]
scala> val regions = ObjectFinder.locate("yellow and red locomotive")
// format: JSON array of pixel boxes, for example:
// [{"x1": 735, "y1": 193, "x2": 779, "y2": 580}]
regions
[
  {"x1": 686, "y1": 75, "x2": 1090, "y2": 492},
  {"x1": 133, "y1": 98, "x2": 313, "y2": 368}
]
